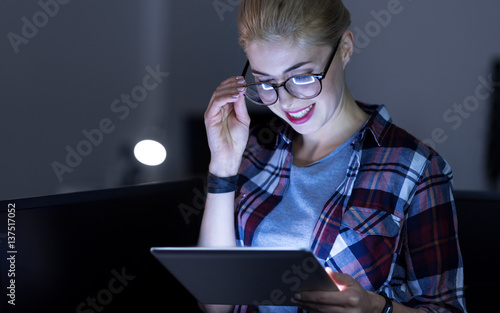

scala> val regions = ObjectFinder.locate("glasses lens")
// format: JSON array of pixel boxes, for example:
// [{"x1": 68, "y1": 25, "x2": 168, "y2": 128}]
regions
[
  {"x1": 245, "y1": 83, "x2": 277, "y2": 105},
  {"x1": 285, "y1": 75, "x2": 322, "y2": 99}
]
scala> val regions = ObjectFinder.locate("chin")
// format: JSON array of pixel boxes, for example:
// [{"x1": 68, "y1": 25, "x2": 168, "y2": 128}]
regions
[{"x1": 288, "y1": 122, "x2": 322, "y2": 136}]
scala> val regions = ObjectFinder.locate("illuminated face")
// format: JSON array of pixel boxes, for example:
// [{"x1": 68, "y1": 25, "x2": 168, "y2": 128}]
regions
[{"x1": 245, "y1": 39, "x2": 347, "y2": 137}]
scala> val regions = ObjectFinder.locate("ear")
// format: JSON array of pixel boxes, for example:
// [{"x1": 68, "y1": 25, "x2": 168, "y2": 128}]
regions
[{"x1": 340, "y1": 29, "x2": 354, "y2": 69}]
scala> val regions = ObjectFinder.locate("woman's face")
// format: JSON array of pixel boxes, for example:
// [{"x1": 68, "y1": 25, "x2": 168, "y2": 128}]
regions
[{"x1": 245, "y1": 38, "x2": 348, "y2": 137}]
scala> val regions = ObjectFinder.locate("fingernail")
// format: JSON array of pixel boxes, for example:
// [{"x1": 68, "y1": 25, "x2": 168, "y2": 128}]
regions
[
  {"x1": 237, "y1": 79, "x2": 245, "y2": 84},
  {"x1": 237, "y1": 87, "x2": 245, "y2": 91},
  {"x1": 236, "y1": 76, "x2": 243, "y2": 79},
  {"x1": 294, "y1": 293, "x2": 301, "y2": 300},
  {"x1": 232, "y1": 94, "x2": 240, "y2": 98}
]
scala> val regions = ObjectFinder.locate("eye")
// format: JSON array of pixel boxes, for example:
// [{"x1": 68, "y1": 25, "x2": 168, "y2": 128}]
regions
[
  {"x1": 291, "y1": 75, "x2": 316, "y2": 85},
  {"x1": 260, "y1": 83, "x2": 275, "y2": 91}
]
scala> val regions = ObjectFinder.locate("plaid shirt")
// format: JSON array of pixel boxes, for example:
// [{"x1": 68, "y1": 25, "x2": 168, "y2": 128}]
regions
[{"x1": 234, "y1": 103, "x2": 466, "y2": 313}]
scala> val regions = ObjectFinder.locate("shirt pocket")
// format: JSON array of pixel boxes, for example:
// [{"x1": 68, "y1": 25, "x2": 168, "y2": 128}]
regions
[{"x1": 342, "y1": 206, "x2": 401, "y2": 238}]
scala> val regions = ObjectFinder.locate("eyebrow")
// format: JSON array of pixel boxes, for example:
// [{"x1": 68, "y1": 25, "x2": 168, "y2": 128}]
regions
[{"x1": 251, "y1": 61, "x2": 312, "y2": 77}]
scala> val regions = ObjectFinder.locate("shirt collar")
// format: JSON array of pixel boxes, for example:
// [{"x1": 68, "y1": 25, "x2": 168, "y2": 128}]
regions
[{"x1": 355, "y1": 102, "x2": 393, "y2": 147}]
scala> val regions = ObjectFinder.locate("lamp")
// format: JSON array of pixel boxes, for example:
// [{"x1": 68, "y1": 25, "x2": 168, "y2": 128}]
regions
[{"x1": 133, "y1": 126, "x2": 167, "y2": 166}]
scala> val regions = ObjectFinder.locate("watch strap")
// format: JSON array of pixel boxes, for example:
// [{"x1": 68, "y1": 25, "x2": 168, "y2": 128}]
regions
[{"x1": 378, "y1": 291, "x2": 394, "y2": 313}]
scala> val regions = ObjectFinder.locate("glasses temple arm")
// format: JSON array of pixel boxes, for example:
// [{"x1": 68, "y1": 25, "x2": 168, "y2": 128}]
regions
[
  {"x1": 321, "y1": 37, "x2": 342, "y2": 77},
  {"x1": 241, "y1": 60, "x2": 250, "y2": 77}
]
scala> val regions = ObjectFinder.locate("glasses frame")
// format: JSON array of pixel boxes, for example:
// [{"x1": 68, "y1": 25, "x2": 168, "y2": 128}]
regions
[{"x1": 241, "y1": 37, "x2": 342, "y2": 106}]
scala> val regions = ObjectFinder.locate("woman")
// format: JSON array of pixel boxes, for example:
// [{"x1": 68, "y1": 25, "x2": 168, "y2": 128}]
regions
[{"x1": 199, "y1": 1, "x2": 466, "y2": 312}]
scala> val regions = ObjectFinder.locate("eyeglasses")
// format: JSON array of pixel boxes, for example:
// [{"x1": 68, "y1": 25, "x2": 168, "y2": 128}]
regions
[{"x1": 241, "y1": 37, "x2": 342, "y2": 106}]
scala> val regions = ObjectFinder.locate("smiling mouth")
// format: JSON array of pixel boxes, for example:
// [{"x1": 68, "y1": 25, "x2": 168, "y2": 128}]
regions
[{"x1": 286, "y1": 104, "x2": 314, "y2": 119}]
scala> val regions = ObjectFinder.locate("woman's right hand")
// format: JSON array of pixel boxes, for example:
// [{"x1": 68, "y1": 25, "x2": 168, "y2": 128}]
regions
[{"x1": 204, "y1": 76, "x2": 250, "y2": 177}]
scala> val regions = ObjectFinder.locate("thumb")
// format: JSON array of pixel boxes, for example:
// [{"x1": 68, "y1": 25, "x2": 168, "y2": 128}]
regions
[
  {"x1": 233, "y1": 91, "x2": 250, "y2": 125},
  {"x1": 326, "y1": 268, "x2": 355, "y2": 291}
]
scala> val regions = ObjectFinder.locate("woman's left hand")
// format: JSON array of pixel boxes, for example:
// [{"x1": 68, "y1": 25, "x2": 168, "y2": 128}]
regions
[{"x1": 292, "y1": 268, "x2": 382, "y2": 313}]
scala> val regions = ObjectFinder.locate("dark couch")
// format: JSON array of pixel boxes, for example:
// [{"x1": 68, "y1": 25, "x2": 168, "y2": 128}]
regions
[{"x1": 454, "y1": 190, "x2": 500, "y2": 312}]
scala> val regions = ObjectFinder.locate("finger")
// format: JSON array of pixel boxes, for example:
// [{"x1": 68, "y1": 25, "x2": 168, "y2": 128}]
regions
[
  {"x1": 294, "y1": 290, "x2": 348, "y2": 307},
  {"x1": 214, "y1": 84, "x2": 245, "y2": 100},
  {"x1": 219, "y1": 75, "x2": 244, "y2": 87},
  {"x1": 325, "y1": 266, "x2": 335, "y2": 278},
  {"x1": 216, "y1": 77, "x2": 246, "y2": 95},
  {"x1": 329, "y1": 271, "x2": 356, "y2": 291},
  {"x1": 232, "y1": 90, "x2": 250, "y2": 125},
  {"x1": 293, "y1": 297, "x2": 343, "y2": 313},
  {"x1": 205, "y1": 85, "x2": 246, "y2": 121},
  {"x1": 295, "y1": 303, "x2": 339, "y2": 313},
  {"x1": 205, "y1": 90, "x2": 241, "y2": 119},
  {"x1": 213, "y1": 83, "x2": 246, "y2": 102},
  {"x1": 209, "y1": 78, "x2": 246, "y2": 107}
]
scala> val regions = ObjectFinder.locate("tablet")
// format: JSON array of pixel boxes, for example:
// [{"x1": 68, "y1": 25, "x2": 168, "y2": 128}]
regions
[{"x1": 150, "y1": 247, "x2": 338, "y2": 306}]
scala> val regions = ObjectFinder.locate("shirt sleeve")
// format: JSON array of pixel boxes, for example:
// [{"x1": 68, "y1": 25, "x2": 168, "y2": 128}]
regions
[{"x1": 394, "y1": 153, "x2": 467, "y2": 312}]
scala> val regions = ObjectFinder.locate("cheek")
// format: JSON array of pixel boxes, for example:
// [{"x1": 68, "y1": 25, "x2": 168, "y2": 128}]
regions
[
  {"x1": 319, "y1": 75, "x2": 344, "y2": 106},
  {"x1": 268, "y1": 106, "x2": 283, "y2": 118},
  {"x1": 323, "y1": 59, "x2": 345, "y2": 94}
]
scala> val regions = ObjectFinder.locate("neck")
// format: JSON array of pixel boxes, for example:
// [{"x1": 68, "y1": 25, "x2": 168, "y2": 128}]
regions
[{"x1": 292, "y1": 86, "x2": 368, "y2": 166}]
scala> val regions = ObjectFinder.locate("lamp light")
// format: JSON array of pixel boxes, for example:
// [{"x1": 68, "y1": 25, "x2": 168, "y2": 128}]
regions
[{"x1": 133, "y1": 139, "x2": 167, "y2": 166}]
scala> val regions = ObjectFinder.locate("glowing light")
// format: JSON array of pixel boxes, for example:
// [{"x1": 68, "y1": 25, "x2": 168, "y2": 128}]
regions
[{"x1": 133, "y1": 140, "x2": 166, "y2": 166}]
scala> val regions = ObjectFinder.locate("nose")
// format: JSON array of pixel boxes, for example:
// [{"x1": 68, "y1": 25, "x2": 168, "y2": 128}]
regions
[{"x1": 276, "y1": 87, "x2": 295, "y2": 109}]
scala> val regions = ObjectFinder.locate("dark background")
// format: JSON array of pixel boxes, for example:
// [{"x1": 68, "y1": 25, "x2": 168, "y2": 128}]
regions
[
  {"x1": 1, "y1": 2, "x2": 499, "y2": 312},
  {"x1": 0, "y1": 179, "x2": 207, "y2": 312},
  {"x1": 1, "y1": 1, "x2": 500, "y2": 200}
]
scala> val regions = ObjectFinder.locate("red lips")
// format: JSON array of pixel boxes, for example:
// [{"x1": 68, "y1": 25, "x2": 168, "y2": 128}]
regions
[{"x1": 283, "y1": 103, "x2": 315, "y2": 125}]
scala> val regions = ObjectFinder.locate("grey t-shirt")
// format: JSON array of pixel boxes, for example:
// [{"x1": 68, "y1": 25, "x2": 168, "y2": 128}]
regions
[{"x1": 252, "y1": 132, "x2": 356, "y2": 312}]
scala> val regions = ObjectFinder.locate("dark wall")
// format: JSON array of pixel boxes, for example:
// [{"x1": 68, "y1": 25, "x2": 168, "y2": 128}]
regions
[{"x1": 1, "y1": 1, "x2": 500, "y2": 201}]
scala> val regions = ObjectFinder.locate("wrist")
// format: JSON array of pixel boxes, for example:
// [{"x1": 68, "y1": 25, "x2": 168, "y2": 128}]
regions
[
  {"x1": 377, "y1": 291, "x2": 394, "y2": 313},
  {"x1": 208, "y1": 160, "x2": 240, "y2": 177},
  {"x1": 369, "y1": 291, "x2": 387, "y2": 313},
  {"x1": 206, "y1": 172, "x2": 239, "y2": 194}
]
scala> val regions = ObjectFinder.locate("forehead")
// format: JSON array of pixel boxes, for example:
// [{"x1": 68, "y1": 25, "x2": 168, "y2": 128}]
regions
[{"x1": 246, "y1": 40, "x2": 330, "y2": 76}]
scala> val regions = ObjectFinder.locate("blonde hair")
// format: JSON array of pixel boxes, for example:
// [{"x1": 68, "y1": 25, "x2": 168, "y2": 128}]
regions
[{"x1": 237, "y1": 0, "x2": 351, "y2": 51}]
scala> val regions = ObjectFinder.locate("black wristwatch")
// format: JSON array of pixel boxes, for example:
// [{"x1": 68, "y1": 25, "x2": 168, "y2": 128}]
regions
[{"x1": 378, "y1": 291, "x2": 394, "y2": 313}]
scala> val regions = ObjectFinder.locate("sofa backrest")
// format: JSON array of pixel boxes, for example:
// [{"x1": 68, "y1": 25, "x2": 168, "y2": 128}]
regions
[
  {"x1": 0, "y1": 178, "x2": 206, "y2": 312},
  {"x1": 454, "y1": 190, "x2": 500, "y2": 312}
]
